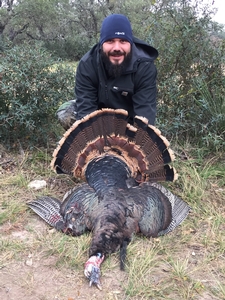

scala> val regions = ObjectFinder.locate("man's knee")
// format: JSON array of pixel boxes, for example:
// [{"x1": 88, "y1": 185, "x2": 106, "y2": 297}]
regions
[{"x1": 56, "y1": 99, "x2": 77, "y2": 130}]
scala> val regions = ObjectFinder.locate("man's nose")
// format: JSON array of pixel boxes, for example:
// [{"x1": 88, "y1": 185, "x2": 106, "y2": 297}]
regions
[{"x1": 112, "y1": 41, "x2": 122, "y2": 50}]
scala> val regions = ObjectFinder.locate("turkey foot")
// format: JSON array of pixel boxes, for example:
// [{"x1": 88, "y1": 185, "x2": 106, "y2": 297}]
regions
[{"x1": 84, "y1": 253, "x2": 105, "y2": 290}]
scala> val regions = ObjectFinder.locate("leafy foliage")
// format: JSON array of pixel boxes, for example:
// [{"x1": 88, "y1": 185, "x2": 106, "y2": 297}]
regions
[
  {"x1": 148, "y1": 1, "x2": 225, "y2": 151},
  {"x1": 192, "y1": 77, "x2": 225, "y2": 150},
  {"x1": 0, "y1": 0, "x2": 224, "y2": 152},
  {"x1": 0, "y1": 43, "x2": 75, "y2": 148}
]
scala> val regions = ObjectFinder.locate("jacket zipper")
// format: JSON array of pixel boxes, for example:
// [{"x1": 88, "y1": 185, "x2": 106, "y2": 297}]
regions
[{"x1": 105, "y1": 84, "x2": 108, "y2": 105}]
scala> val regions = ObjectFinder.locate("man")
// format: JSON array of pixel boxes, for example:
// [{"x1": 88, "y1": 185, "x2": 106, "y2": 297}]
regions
[{"x1": 57, "y1": 14, "x2": 158, "y2": 130}]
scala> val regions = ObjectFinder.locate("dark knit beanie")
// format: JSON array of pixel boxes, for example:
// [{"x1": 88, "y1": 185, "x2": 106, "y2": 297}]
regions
[{"x1": 100, "y1": 14, "x2": 133, "y2": 45}]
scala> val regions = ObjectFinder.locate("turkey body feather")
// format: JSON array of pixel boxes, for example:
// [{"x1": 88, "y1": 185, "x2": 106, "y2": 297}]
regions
[
  {"x1": 27, "y1": 108, "x2": 190, "y2": 289},
  {"x1": 28, "y1": 181, "x2": 189, "y2": 269}
]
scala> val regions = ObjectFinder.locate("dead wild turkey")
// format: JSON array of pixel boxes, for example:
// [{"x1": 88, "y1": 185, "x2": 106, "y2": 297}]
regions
[{"x1": 27, "y1": 108, "x2": 190, "y2": 290}]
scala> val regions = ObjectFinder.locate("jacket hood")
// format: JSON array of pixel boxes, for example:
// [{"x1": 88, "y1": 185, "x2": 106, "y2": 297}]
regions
[
  {"x1": 132, "y1": 36, "x2": 158, "y2": 60},
  {"x1": 123, "y1": 36, "x2": 158, "y2": 73}
]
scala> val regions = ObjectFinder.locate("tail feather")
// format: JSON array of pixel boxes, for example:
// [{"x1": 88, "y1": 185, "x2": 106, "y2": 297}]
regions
[
  {"x1": 51, "y1": 109, "x2": 177, "y2": 185},
  {"x1": 145, "y1": 149, "x2": 174, "y2": 172},
  {"x1": 135, "y1": 164, "x2": 178, "y2": 183}
]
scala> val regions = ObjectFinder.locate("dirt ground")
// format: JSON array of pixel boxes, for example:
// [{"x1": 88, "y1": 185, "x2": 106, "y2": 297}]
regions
[{"x1": 0, "y1": 248, "x2": 127, "y2": 300}]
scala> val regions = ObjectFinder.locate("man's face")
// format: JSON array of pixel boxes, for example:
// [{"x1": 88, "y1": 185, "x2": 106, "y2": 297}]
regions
[{"x1": 102, "y1": 38, "x2": 131, "y2": 65}]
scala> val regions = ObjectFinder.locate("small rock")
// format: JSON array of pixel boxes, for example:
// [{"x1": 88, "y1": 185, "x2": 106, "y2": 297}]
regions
[
  {"x1": 28, "y1": 180, "x2": 47, "y2": 190},
  {"x1": 26, "y1": 254, "x2": 33, "y2": 266}
]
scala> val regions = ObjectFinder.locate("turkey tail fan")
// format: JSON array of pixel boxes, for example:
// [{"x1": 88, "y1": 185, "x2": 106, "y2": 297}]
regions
[
  {"x1": 27, "y1": 196, "x2": 65, "y2": 230},
  {"x1": 51, "y1": 108, "x2": 177, "y2": 184}
]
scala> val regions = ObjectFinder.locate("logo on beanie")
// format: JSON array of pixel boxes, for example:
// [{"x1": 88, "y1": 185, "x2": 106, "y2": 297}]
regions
[{"x1": 115, "y1": 32, "x2": 125, "y2": 35}]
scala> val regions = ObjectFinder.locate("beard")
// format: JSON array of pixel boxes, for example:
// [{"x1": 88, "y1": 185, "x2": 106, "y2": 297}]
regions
[{"x1": 100, "y1": 48, "x2": 132, "y2": 78}]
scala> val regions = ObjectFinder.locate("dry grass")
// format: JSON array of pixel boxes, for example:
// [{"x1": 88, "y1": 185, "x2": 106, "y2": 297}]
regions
[{"x1": 0, "y1": 145, "x2": 224, "y2": 300}]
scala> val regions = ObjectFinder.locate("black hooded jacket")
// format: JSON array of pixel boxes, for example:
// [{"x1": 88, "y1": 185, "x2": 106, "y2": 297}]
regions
[{"x1": 75, "y1": 37, "x2": 158, "y2": 125}]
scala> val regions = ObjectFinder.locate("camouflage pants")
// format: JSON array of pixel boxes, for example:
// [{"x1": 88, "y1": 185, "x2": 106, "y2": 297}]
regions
[{"x1": 56, "y1": 99, "x2": 77, "y2": 130}]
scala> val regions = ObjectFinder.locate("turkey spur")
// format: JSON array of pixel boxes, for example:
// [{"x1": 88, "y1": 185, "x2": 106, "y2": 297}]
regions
[{"x1": 27, "y1": 108, "x2": 190, "y2": 290}]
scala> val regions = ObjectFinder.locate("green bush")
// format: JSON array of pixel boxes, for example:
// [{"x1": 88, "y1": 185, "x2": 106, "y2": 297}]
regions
[
  {"x1": 44, "y1": 35, "x2": 96, "y2": 60},
  {"x1": 0, "y1": 43, "x2": 75, "y2": 148},
  {"x1": 149, "y1": 1, "x2": 225, "y2": 152},
  {"x1": 192, "y1": 78, "x2": 225, "y2": 151},
  {"x1": 156, "y1": 74, "x2": 225, "y2": 152}
]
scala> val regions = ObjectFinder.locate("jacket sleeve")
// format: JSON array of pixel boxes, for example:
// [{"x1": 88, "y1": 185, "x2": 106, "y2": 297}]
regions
[
  {"x1": 75, "y1": 59, "x2": 99, "y2": 119},
  {"x1": 132, "y1": 61, "x2": 157, "y2": 125}
]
